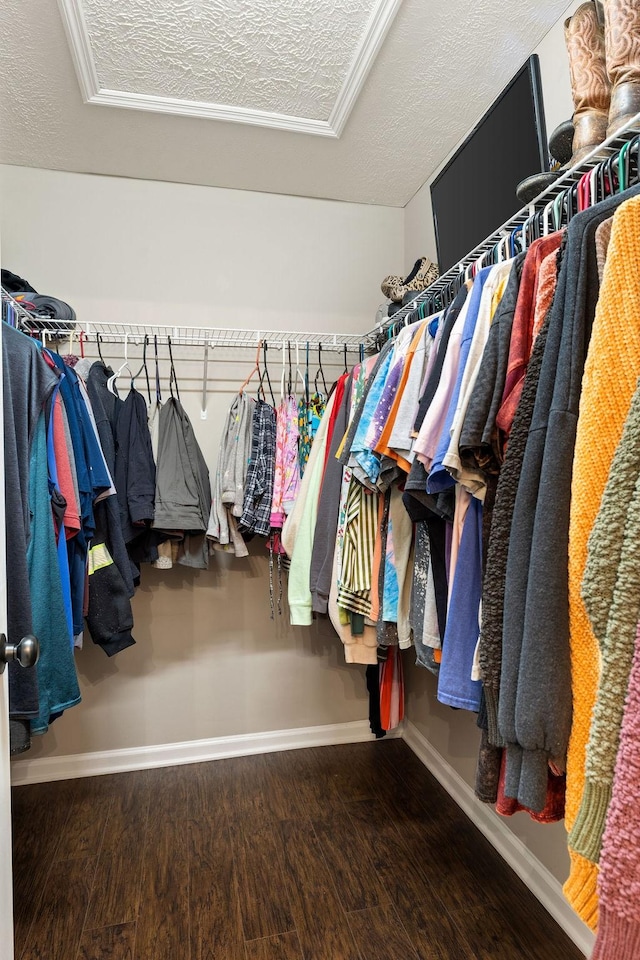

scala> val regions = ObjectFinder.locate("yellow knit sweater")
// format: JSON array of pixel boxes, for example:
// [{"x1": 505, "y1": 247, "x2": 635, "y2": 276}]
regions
[{"x1": 567, "y1": 195, "x2": 640, "y2": 928}]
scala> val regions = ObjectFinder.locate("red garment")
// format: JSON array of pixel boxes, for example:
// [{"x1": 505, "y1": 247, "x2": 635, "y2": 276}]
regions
[
  {"x1": 496, "y1": 748, "x2": 565, "y2": 823},
  {"x1": 380, "y1": 646, "x2": 404, "y2": 731},
  {"x1": 322, "y1": 373, "x2": 348, "y2": 477},
  {"x1": 497, "y1": 232, "x2": 563, "y2": 445},
  {"x1": 41, "y1": 351, "x2": 81, "y2": 541},
  {"x1": 52, "y1": 393, "x2": 81, "y2": 540}
]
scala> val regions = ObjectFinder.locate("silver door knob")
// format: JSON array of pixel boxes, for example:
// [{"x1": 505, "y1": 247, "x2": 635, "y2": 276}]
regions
[{"x1": 0, "y1": 633, "x2": 39, "y2": 673}]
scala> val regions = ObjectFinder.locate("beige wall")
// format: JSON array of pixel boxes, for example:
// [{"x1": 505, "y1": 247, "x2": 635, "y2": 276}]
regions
[
  {"x1": 1, "y1": 165, "x2": 404, "y2": 332},
  {"x1": 404, "y1": 0, "x2": 581, "y2": 270},
  {"x1": 1, "y1": 164, "x2": 404, "y2": 759}
]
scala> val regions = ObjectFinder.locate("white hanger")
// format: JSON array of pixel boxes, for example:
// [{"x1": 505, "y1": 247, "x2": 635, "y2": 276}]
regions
[
  {"x1": 543, "y1": 198, "x2": 555, "y2": 237},
  {"x1": 280, "y1": 341, "x2": 286, "y2": 403},
  {"x1": 107, "y1": 334, "x2": 132, "y2": 395},
  {"x1": 295, "y1": 342, "x2": 306, "y2": 397},
  {"x1": 200, "y1": 342, "x2": 211, "y2": 420},
  {"x1": 589, "y1": 166, "x2": 598, "y2": 207}
]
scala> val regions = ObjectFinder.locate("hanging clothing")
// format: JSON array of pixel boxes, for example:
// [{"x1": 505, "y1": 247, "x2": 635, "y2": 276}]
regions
[
  {"x1": 384, "y1": 320, "x2": 434, "y2": 472},
  {"x1": 496, "y1": 231, "x2": 564, "y2": 447},
  {"x1": 283, "y1": 385, "x2": 340, "y2": 625},
  {"x1": 79, "y1": 359, "x2": 137, "y2": 598},
  {"x1": 51, "y1": 392, "x2": 81, "y2": 540},
  {"x1": 441, "y1": 259, "x2": 513, "y2": 493},
  {"x1": 114, "y1": 388, "x2": 157, "y2": 546},
  {"x1": 270, "y1": 394, "x2": 301, "y2": 528},
  {"x1": 328, "y1": 527, "x2": 378, "y2": 665},
  {"x1": 208, "y1": 391, "x2": 255, "y2": 558},
  {"x1": 571, "y1": 373, "x2": 640, "y2": 865},
  {"x1": 310, "y1": 373, "x2": 353, "y2": 615},
  {"x1": 155, "y1": 396, "x2": 211, "y2": 568},
  {"x1": 350, "y1": 347, "x2": 396, "y2": 489},
  {"x1": 592, "y1": 623, "x2": 640, "y2": 960},
  {"x1": 457, "y1": 253, "x2": 526, "y2": 497},
  {"x1": 86, "y1": 508, "x2": 136, "y2": 656},
  {"x1": 499, "y1": 193, "x2": 628, "y2": 819},
  {"x1": 28, "y1": 412, "x2": 81, "y2": 734},
  {"x1": 3, "y1": 325, "x2": 59, "y2": 753},
  {"x1": 298, "y1": 391, "x2": 325, "y2": 477},
  {"x1": 412, "y1": 284, "x2": 469, "y2": 434},
  {"x1": 337, "y1": 478, "x2": 380, "y2": 617},
  {"x1": 426, "y1": 264, "x2": 495, "y2": 492},
  {"x1": 478, "y1": 307, "x2": 553, "y2": 750},
  {"x1": 240, "y1": 399, "x2": 277, "y2": 538},
  {"x1": 437, "y1": 492, "x2": 483, "y2": 712},
  {"x1": 566, "y1": 190, "x2": 640, "y2": 926}
]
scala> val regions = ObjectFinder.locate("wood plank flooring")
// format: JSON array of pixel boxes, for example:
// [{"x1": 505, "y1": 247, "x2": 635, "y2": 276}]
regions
[{"x1": 11, "y1": 740, "x2": 586, "y2": 960}]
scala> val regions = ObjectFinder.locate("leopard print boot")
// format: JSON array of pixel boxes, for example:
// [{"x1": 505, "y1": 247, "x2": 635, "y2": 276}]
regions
[{"x1": 387, "y1": 258, "x2": 439, "y2": 303}]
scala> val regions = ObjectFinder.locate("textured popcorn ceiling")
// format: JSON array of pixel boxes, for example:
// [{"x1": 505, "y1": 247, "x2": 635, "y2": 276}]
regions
[
  {"x1": 83, "y1": 0, "x2": 375, "y2": 119},
  {"x1": 0, "y1": 0, "x2": 573, "y2": 205}
]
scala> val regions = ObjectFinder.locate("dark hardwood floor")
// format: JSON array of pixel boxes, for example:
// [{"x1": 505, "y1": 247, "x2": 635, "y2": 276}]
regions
[{"x1": 10, "y1": 740, "x2": 586, "y2": 960}]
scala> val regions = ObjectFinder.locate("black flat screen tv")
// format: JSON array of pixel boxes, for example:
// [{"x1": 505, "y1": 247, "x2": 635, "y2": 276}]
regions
[{"x1": 430, "y1": 55, "x2": 548, "y2": 274}]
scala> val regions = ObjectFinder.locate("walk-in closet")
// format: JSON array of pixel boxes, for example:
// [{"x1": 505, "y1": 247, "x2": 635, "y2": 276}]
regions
[{"x1": 1, "y1": 1, "x2": 639, "y2": 958}]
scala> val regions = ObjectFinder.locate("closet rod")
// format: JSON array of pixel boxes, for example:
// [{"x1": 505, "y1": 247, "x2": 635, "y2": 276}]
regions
[
  {"x1": 0, "y1": 298, "x2": 369, "y2": 352},
  {"x1": 369, "y1": 113, "x2": 640, "y2": 339}
]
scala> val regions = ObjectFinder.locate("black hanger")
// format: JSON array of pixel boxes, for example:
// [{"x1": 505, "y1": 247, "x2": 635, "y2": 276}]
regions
[
  {"x1": 565, "y1": 183, "x2": 577, "y2": 223},
  {"x1": 154, "y1": 334, "x2": 162, "y2": 403},
  {"x1": 96, "y1": 333, "x2": 106, "y2": 366},
  {"x1": 604, "y1": 154, "x2": 617, "y2": 196},
  {"x1": 343, "y1": 343, "x2": 348, "y2": 375},
  {"x1": 258, "y1": 340, "x2": 276, "y2": 406},
  {"x1": 131, "y1": 335, "x2": 150, "y2": 399},
  {"x1": 592, "y1": 162, "x2": 606, "y2": 205},
  {"x1": 314, "y1": 343, "x2": 328, "y2": 395},
  {"x1": 256, "y1": 344, "x2": 265, "y2": 402},
  {"x1": 167, "y1": 336, "x2": 180, "y2": 401},
  {"x1": 305, "y1": 342, "x2": 310, "y2": 404}
]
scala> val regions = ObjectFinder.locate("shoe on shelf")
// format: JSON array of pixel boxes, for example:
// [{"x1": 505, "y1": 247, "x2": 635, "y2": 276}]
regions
[
  {"x1": 387, "y1": 258, "x2": 439, "y2": 303},
  {"x1": 549, "y1": 119, "x2": 575, "y2": 165},
  {"x1": 381, "y1": 256, "x2": 433, "y2": 301},
  {"x1": 381, "y1": 273, "x2": 405, "y2": 299},
  {"x1": 516, "y1": 1, "x2": 611, "y2": 206},
  {"x1": 604, "y1": 0, "x2": 640, "y2": 137}
]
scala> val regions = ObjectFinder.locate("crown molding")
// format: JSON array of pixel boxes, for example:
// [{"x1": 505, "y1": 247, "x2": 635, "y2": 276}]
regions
[
  {"x1": 87, "y1": 88, "x2": 338, "y2": 136},
  {"x1": 330, "y1": 0, "x2": 404, "y2": 137},
  {"x1": 56, "y1": 0, "x2": 403, "y2": 137},
  {"x1": 56, "y1": 0, "x2": 100, "y2": 102}
]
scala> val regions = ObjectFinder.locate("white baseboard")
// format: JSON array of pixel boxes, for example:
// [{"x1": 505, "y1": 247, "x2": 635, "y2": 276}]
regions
[
  {"x1": 10, "y1": 718, "x2": 399, "y2": 786},
  {"x1": 402, "y1": 721, "x2": 595, "y2": 959}
]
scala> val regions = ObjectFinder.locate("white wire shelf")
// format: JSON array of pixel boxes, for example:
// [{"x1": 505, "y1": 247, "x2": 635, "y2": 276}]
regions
[
  {"x1": 78, "y1": 322, "x2": 368, "y2": 351},
  {"x1": 0, "y1": 293, "x2": 370, "y2": 352}
]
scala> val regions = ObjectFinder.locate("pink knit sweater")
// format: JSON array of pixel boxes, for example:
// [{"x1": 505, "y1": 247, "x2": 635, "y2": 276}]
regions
[{"x1": 592, "y1": 622, "x2": 640, "y2": 959}]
